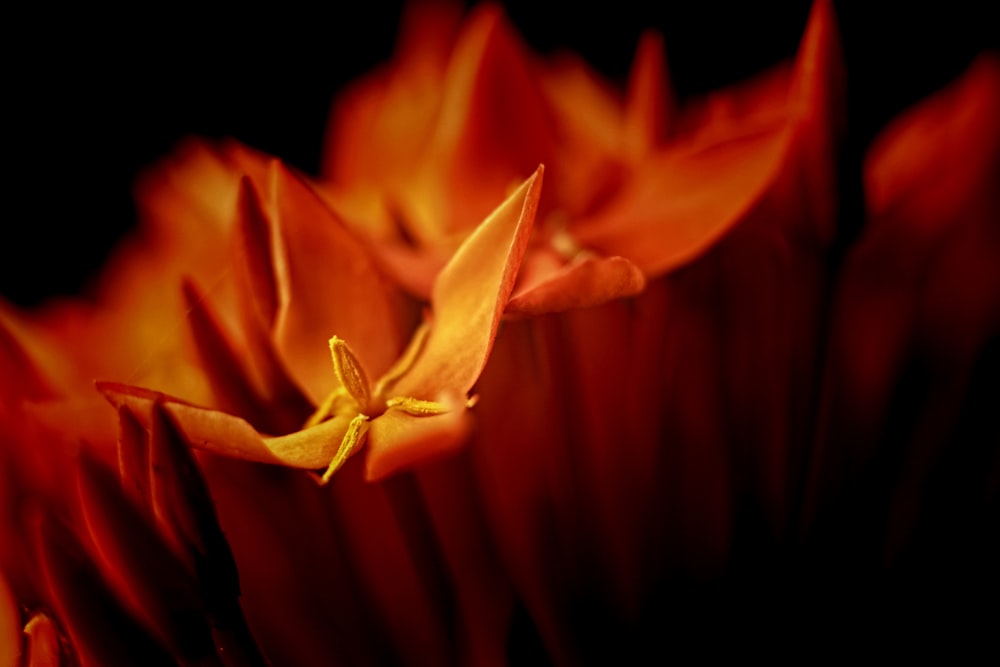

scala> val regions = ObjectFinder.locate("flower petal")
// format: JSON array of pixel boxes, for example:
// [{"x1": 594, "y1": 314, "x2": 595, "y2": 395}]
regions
[
  {"x1": 0, "y1": 305, "x2": 55, "y2": 402},
  {"x1": 0, "y1": 575, "x2": 19, "y2": 667},
  {"x1": 22, "y1": 612, "x2": 68, "y2": 667},
  {"x1": 572, "y1": 127, "x2": 788, "y2": 277},
  {"x1": 386, "y1": 165, "x2": 543, "y2": 400},
  {"x1": 267, "y1": 162, "x2": 408, "y2": 403},
  {"x1": 623, "y1": 30, "x2": 674, "y2": 156},
  {"x1": 367, "y1": 404, "x2": 472, "y2": 480},
  {"x1": 234, "y1": 176, "x2": 280, "y2": 329},
  {"x1": 98, "y1": 382, "x2": 349, "y2": 470},
  {"x1": 182, "y1": 279, "x2": 310, "y2": 435},
  {"x1": 506, "y1": 255, "x2": 646, "y2": 317},
  {"x1": 408, "y1": 4, "x2": 555, "y2": 239},
  {"x1": 32, "y1": 511, "x2": 175, "y2": 666},
  {"x1": 75, "y1": 453, "x2": 216, "y2": 661}
]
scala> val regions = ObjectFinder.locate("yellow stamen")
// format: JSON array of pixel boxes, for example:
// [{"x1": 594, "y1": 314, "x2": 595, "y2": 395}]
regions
[
  {"x1": 329, "y1": 336, "x2": 371, "y2": 412},
  {"x1": 385, "y1": 396, "x2": 449, "y2": 417},
  {"x1": 320, "y1": 413, "x2": 370, "y2": 484}
]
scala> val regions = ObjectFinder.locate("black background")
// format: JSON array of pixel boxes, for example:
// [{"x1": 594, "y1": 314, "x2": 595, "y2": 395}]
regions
[{"x1": 3, "y1": 0, "x2": 995, "y2": 306}]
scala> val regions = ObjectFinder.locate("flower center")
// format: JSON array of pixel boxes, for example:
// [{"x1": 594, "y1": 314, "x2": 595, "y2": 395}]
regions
[{"x1": 304, "y1": 329, "x2": 449, "y2": 482}]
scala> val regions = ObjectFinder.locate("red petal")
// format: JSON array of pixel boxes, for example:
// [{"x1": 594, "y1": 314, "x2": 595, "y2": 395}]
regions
[
  {"x1": 182, "y1": 279, "x2": 309, "y2": 435},
  {"x1": 0, "y1": 575, "x2": 19, "y2": 667},
  {"x1": 573, "y1": 127, "x2": 787, "y2": 277},
  {"x1": 0, "y1": 306, "x2": 54, "y2": 402},
  {"x1": 22, "y1": 612, "x2": 69, "y2": 667},
  {"x1": 32, "y1": 512, "x2": 176, "y2": 666},
  {"x1": 865, "y1": 53, "x2": 1000, "y2": 237},
  {"x1": 146, "y1": 404, "x2": 243, "y2": 603},
  {"x1": 75, "y1": 455, "x2": 215, "y2": 661},
  {"x1": 623, "y1": 30, "x2": 674, "y2": 156},
  {"x1": 780, "y1": 0, "x2": 845, "y2": 244},
  {"x1": 507, "y1": 255, "x2": 646, "y2": 317},
  {"x1": 117, "y1": 405, "x2": 152, "y2": 515}
]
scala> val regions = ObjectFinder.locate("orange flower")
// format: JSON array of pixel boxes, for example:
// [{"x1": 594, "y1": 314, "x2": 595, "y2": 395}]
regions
[
  {"x1": 2, "y1": 1, "x2": 998, "y2": 664},
  {"x1": 99, "y1": 162, "x2": 543, "y2": 482}
]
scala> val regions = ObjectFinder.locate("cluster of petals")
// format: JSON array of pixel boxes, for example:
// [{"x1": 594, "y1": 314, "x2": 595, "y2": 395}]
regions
[{"x1": 1, "y1": 0, "x2": 998, "y2": 664}]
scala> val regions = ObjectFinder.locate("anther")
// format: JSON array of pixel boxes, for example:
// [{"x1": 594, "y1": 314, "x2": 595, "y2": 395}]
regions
[
  {"x1": 329, "y1": 336, "x2": 371, "y2": 412},
  {"x1": 320, "y1": 413, "x2": 370, "y2": 484},
  {"x1": 385, "y1": 396, "x2": 449, "y2": 417}
]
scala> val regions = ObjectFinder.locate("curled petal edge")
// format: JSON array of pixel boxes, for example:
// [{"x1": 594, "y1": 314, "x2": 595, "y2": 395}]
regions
[{"x1": 98, "y1": 382, "x2": 349, "y2": 470}]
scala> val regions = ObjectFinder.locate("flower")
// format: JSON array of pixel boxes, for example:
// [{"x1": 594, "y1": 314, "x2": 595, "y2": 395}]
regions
[{"x1": 2, "y1": 1, "x2": 998, "y2": 665}]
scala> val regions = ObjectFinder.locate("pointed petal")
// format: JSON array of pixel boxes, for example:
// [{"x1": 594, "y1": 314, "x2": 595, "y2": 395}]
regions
[
  {"x1": 866, "y1": 53, "x2": 1000, "y2": 234},
  {"x1": 182, "y1": 279, "x2": 310, "y2": 435},
  {"x1": 412, "y1": 4, "x2": 555, "y2": 238},
  {"x1": 367, "y1": 400, "x2": 472, "y2": 480},
  {"x1": 146, "y1": 403, "x2": 242, "y2": 602},
  {"x1": 573, "y1": 127, "x2": 787, "y2": 277},
  {"x1": 0, "y1": 301, "x2": 73, "y2": 402},
  {"x1": 182, "y1": 280, "x2": 272, "y2": 427},
  {"x1": 76, "y1": 453, "x2": 216, "y2": 661},
  {"x1": 117, "y1": 405, "x2": 152, "y2": 515},
  {"x1": 32, "y1": 512, "x2": 175, "y2": 667},
  {"x1": 23, "y1": 612, "x2": 67, "y2": 667},
  {"x1": 234, "y1": 176, "x2": 280, "y2": 328},
  {"x1": 267, "y1": 162, "x2": 406, "y2": 403},
  {"x1": 0, "y1": 308, "x2": 54, "y2": 402},
  {"x1": 623, "y1": 30, "x2": 674, "y2": 156},
  {"x1": 538, "y1": 53, "x2": 623, "y2": 159},
  {"x1": 132, "y1": 137, "x2": 244, "y2": 243},
  {"x1": 386, "y1": 166, "x2": 543, "y2": 400},
  {"x1": 781, "y1": 0, "x2": 845, "y2": 243},
  {"x1": 322, "y1": 1, "x2": 461, "y2": 185},
  {"x1": 507, "y1": 255, "x2": 646, "y2": 317},
  {"x1": 0, "y1": 575, "x2": 19, "y2": 667},
  {"x1": 535, "y1": 55, "x2": 628, "y2": 218},
  {"x1": 98, "y1": 381, "x2": 350, "y2": 470}
]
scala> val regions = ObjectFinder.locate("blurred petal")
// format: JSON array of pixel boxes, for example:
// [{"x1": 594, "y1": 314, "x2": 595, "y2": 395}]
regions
[
  {"x1": 623, "y1": 30, "x2": 674, "y2": 156},
  {"x1": 23, "y1": 613, "x2": 67, "y2": 667},
  {"x1": 507, "y1": 255, "x2": 646, "y2": 317},
  {"x1": 322, "y1": 0, "x2": 461, "y2": 187},
  {"x1": 576, "y1": 0, "x2": 843, "y2": 275},
  {"x1": 808, "y1": 53, "x2": 1000, "y2": 538},
  {"x1": 32, "y1": 512, "x2": 175, "y2": 666},
  {"x1": 75, "y1": 453, "x2": 216, "y2": 661},
  {"x1": 116, "y1": 405, "x2": 152, "y2": 515},
  {"x1": 0, "y1": 574, "x2": 19, "y2": 667},
  {"x1": 573, "y1": 127, "x2": 788, "y2": 275},
  {"x1": 411, "y1": 4, "x2": 554, "y2": 238},
  {"x1": 0, "y1": 310, "x2": 54, "y2": 404}
]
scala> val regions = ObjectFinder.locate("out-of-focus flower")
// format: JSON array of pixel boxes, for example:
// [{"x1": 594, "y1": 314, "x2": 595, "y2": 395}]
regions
[{"x1": 1, "y1": 1, "x2": 997, "y2": 665}]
